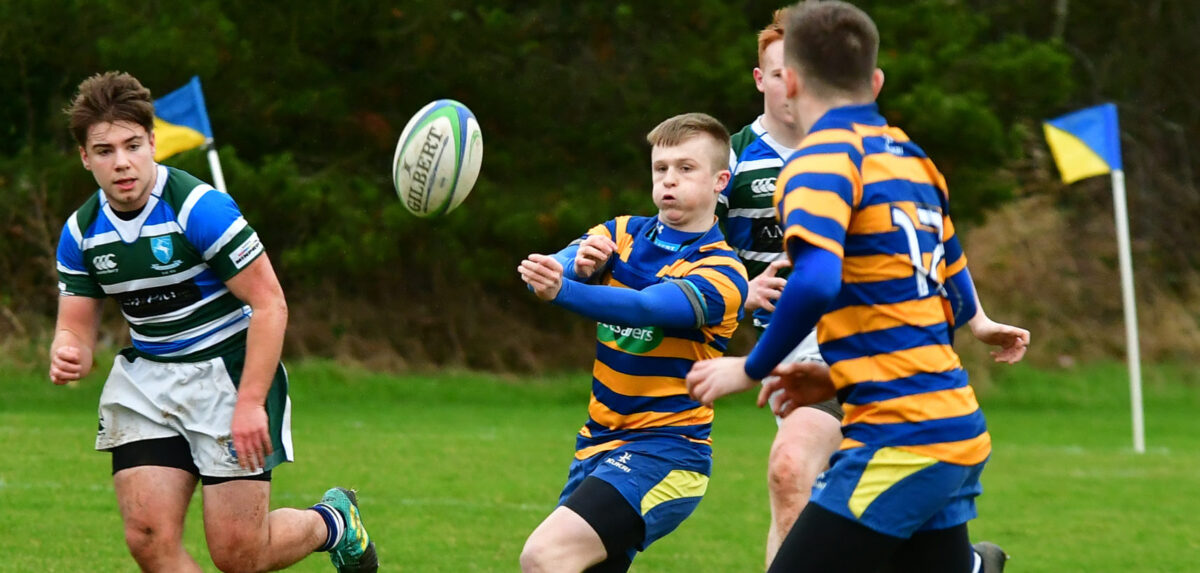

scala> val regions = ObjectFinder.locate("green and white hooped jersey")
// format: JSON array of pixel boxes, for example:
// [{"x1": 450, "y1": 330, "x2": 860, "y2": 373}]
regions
[
  {"x1": 56, "y1": 165, "x2": 265, "y2": 362},
  {"x1": 717, "y1": 116, "x2": 798, "y2": 280}
]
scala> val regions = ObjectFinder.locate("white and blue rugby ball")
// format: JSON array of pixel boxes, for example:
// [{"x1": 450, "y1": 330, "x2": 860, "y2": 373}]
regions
[{"x1": 392, "y1": 99, "x2": 483, "y2": 217}]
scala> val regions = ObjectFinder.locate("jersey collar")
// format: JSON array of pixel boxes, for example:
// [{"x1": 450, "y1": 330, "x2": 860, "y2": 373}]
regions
[{"x1": 809, "y1": 103, "x2": 886, "y2": 133}]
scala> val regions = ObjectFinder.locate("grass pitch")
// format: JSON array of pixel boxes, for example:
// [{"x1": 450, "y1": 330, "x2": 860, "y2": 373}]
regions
[{"x1": 1, "y1": 358, "x2": 1197, "y2": 571}]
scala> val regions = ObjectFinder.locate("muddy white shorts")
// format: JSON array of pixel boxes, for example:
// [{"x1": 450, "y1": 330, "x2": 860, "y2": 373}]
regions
[
  {"x1": 762, "y1": 331, "x2": 842, "y2": 425},
  {"x1": 95, "y1": 348, "x2": 293, "y2": 478}
]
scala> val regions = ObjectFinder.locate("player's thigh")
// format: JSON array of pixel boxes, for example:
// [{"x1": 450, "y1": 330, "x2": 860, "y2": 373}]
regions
[
  {"x1": 201, "y1": 479, "x2": 271, "y2": 544},
  {"x1": 524, "y1": 505, "x2": 608, "y2": 570},
  {"x1": 885, "y1": 524, "x2": 972, "y2": 573},
  {"x1": 113, "y1": 465, "x2": 198, "y2": 538}
]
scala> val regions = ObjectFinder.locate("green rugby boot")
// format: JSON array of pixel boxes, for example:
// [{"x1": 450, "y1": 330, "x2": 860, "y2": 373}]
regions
[
  {"x1": 320, "y1": 487, "x2": 378, "y2": 572},
  {"x1": 973, "y1": 541, "x2": 1009, "y2": 573}
]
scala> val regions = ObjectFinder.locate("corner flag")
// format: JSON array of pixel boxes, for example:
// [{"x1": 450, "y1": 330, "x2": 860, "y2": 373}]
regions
[
  {"x1": 1044, "y1": 103, "x2": 1145, "y2": 453},
  {"x1": 1043, "y1": 103, "x2": 1122, "y2": 184},
  {"x1": 153, "y1": 76, "x2": 227, "y2": 192}
]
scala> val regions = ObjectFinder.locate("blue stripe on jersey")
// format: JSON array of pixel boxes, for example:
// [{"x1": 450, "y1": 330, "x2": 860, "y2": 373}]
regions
[
  {"x1": 783, "y1": 210, "x2": 848, "y2": 247},
  {"x1": 596, "y1": 343, "x2": 693, "y2": 379},
  {"x1": 183, "y1": 188, "x2": 244, "y2": 253},
  {"x1": 828, "y1": 277, "x2": 940, "y2": 310},
  {"x1": 790, "y1": 141, "x2": 864, "y2": 166},
  {"x1": 131, "y1": 310, "x2": 248, "y2": 355},
  {"x1": 819, "y1": 324, "x2": 953, "y2": 364},
  {"x1": 739, "y1": 140, "x2": 785, "y2": 162},
  {"x1": 860, "y1": 180, "x2": 945, "y2": 208},
  {"x1": 843, "y1": 409, "x2": 986, "y2": 447},
  {"x1": 840, "y1": 369, "x2": 970, "y2": 406},
  {"x1": 591, "y1": 378, "x2": 699, "y2": 416},
  {"x1": 863, "y1": 136, "x2": 929, "y2": 159},
  {"x1": 843, "y1": 228, "x2": 945, "y2": 258},
  {"x1": 781, "y1": 172, "x2": 858, "y2": 203},
  {"x1": 57, "y1": 223, "x2": 87, "y2": 271}
]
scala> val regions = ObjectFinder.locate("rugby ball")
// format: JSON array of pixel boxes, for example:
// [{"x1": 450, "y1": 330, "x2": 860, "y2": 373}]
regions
[{"x1": 392, "y1": 100, "x2": 483, "y2": 217}]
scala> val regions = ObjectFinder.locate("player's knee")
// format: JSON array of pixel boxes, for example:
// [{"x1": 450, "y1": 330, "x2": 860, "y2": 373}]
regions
[
  {"x1": 519, "y1": 534, "x2": 556, "y2": 573},
  {"x1": 209, "y1": 534, "x2": 265, "y2": 573},
  {"x1": 767, "y1": 439, "x2": 810, "y2": 494},
  {"x1": 122, "y1": 518, "x2": 183, "y2": 565}
]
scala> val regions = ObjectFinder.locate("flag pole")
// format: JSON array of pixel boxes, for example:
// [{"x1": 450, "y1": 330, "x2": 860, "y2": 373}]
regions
[
  {"x1": 1110, "y1": 168, "x2": 1145, "y2": 453},
  {"x1": 205, "y1": 140, "x2": 228, "y2": 194}
]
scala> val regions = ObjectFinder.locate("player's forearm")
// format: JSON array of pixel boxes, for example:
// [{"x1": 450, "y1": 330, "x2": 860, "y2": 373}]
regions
[
  {"x1": 238, "y1": 297, "x2": 287, "y2": 405},
  {"x1": 553, "y1": 280, "x2": 698, "y2": 329},
  {"x1": 944, "y1": 267, "x2": 980, "y2": 329},
  {"x1": 744, "y1": 244, "x2": 841, "y2": 380},
  {"x1": 552, "y1": 244, "x2": 584, "y2": 282}
]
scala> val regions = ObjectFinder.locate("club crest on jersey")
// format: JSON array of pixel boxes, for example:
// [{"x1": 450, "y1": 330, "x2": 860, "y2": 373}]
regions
[
  {"x1": 149, "y1": 236, "x2": 183, "y2": 271},
  {"x1": 150, "y1": 236, "x2": 173, "y2": 264}
]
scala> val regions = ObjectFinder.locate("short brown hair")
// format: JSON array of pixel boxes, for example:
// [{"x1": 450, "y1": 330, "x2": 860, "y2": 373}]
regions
[
  {"x1": 65, "y1": 72, "x2": 156, "y2": 147},
  {"x1": 757, "y1": 8, "x2": 790, "y2": 66},
  {"x1": 784, "y1": 1, "x2": 879, "y2": 99},
  {"x1": 646, "y1": 113, "x2": 731, "y2": 172}
]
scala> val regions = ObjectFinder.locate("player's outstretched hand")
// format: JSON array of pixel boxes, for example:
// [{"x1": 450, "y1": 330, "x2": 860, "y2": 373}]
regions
[
  {"x1": 969, "y1": 315, "x2": 1031, "y2": 364},
  {"x1": 518, "y1": 254, "x2": 565, "y2": 301},
  {"x1": 575, "y1": 234, "x2": 617, "y2": 280},
  {"x1": 49, "y1": 345, "x2": 91, "y2": 385},
  {"x1": 746, "y1": 259, "x2": 790, "y2": 312},
  {"x1": 758, "y1": 361, "x2": 836, "y2": 417},
  {"x1": 686, "y1": 356, "x2": 758, "y2": 406}
]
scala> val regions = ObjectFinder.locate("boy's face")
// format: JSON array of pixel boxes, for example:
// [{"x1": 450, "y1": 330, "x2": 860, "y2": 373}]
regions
[
  {"x1": 755, "y1": 39, "x2": 793, "y2": 126},
  {"x1": 79, "y1": 120, "x2": 157, "y2": 212},
  {"x1": 651, "y1": 135, "x2": 730, "y2": 232}
]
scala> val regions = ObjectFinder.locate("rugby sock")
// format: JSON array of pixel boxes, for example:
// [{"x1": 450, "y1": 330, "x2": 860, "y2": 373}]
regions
[
  {"x1": 310, "y1": 503, "x2": 345, "y2": 552},
  {"x1": 972, "y1": 549, "x2": 983, "y2": 573}
]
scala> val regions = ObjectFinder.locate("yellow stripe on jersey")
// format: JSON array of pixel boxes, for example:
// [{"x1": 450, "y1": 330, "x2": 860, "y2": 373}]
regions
[
  {"x1": 782, "y1": 187, "x2": 853, "y2": 227},
  {"x1": 799, "y1": 128, "x2": 866, "y2": 153},
  {"x1": 598, "y1": 336, "x2": 719, "y2": 361},
  {"x1": 899, "y1": 433, "x2": 992, "y2": 466},
  {"x1": 574, "y1": 439, "x2": 627, "y2": 460},
  {"x1": 862, "y1": 154, "x2": 942, "y2": 186},
  {"x1": 784, "y1": 226, "x2": 846, "y2": 260},
  {"x1": 846, "y1": 202, "x2": 942, "y2": 236},
  {"x1": 819, "y1": 298, "x2": 950, "y2": 344},
  {"x1": 663, "y1": 255, "x2": 746, "y2": 277},
  {"x1": 587, "y1": 395, "x2": 713, "y2": 430},
  {"x1": 641, "y1": 470, "x2": 710, "y2": 515},
  {"x1": 842, "y1": 253, "x2": 919, "y2": 283},
  {"x1": 944, "y1": 254, "x2": 967, "y2": 278},
  {"x1": 852, "y1": 123, "x2": 912, "y2": 142},
  {"x1": 847, "y1": 447, "x2": 938, "y2": 518},
  {"x1": 780, "y1": 153, "x2": 863, "y2": 200},
  {"x1": 829, "y1": 344, "x2": 962, "y2": 386},
  {"x1": 843, "y1": 386, "x2": 981, "y2": 426},
  {"x1": 593, "y1": 360, "x2": 686, "y2": 398}
]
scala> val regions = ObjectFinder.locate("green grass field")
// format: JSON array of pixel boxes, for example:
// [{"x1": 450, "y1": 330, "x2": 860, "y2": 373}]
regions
[{"x1": 2, "y1": 357, "x2": 1198, "y2": 572}]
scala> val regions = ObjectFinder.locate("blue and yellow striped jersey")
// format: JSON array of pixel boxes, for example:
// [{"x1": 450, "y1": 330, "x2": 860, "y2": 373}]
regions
[
  {"x1": 573, "y1": 215, "x2": 748, "y2": 460},
  {"x1": 774, "y1": 103, "x2": 988, "y2": 466}
]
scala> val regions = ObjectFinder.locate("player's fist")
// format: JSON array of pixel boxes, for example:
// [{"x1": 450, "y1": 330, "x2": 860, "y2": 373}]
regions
[
  {"x1": 49, "y1": 345, "x2": 91, "y2": 385},
  {"x1": 519, "y1": 254, "x2": 565, "y2": 301},
  {"x1": 745, "y1": 259, "x2": 790, "y2": 312},
  {"x1": 574, "y1": 234, "x2": 617, "y2": 280}
]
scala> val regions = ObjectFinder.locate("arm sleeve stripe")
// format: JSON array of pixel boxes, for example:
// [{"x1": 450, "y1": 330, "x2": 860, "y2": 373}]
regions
[
  {"x1": 67, "y1": 213, "x2": 84, "y2": 245},
  {"x1": 785, "y1": 226, "x2": 845, "y2": 260},
  {"x1": 202, "y1": 217, "x2": 249, "y2": 260},
  {"x1": 783, "y1": 188, "x2": 852, "y2": 227},
  {"x1": 668, "y1": 279, "x2": 707, "y2": 329},
  {"x1": 177, "y1": 184, "x2": 216, "y2": 231}
]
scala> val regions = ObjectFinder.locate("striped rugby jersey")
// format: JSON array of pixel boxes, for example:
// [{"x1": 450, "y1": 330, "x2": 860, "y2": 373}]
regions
[
  {"x1": 573, "y1": 215, "x2": 748, "y2": 460},
  {"x1": 719, "y1": 116, "x2": 797, "y2": 279},
  {"x1": 774, "y1": 103, "x2": 989, "y2": 466},
  {"x1": 56, "y1": 165, "x2": 265, "y2": 362}
]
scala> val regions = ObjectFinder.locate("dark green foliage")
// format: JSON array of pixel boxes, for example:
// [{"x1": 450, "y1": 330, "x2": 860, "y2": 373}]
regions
[{"x1": 6, "y1": 0, "x2": 1190, "y2": 366}]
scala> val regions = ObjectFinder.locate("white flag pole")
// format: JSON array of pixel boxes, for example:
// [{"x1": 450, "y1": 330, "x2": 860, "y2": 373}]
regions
[
  {"x1": 1110, "y1": 168, "x2": 1145, "y2": 453},
  {"x1": 205, "y1": 139, "x2": 228, "y2": 194}
]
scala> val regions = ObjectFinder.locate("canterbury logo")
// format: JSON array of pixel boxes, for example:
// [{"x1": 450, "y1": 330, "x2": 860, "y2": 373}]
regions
[
  {"x1": 92, "y1": 253, "x2": 118, "y2": 272},
  {"x1": 750, "y1": 177, "x2": 776, "y2": 195}
]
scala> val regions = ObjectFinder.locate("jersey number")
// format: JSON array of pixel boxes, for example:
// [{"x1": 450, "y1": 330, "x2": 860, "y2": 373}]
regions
[{"x1": 891, "y1": 206, "x2": 945, "y2": 297}]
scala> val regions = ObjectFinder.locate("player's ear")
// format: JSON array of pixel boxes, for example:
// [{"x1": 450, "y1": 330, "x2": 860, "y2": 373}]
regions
[
  {"x1": 147, "y1": 130, "x2": 156, "y2": 157},
  {"x1": 79, "y1": 147, "x2": 91, "y2": 171},
  {"x1": 784, "y1": 67, "x2": 800, "y2": 99},
  {"x1": 872, "y1": 68, "x2": 885, "y2": 99},
  {"x1": 753, "y1": 67, "x2": 766, "y2": 92},
  {"x1": 713, "y1": 168, "x2": 731, "y2": 193}
]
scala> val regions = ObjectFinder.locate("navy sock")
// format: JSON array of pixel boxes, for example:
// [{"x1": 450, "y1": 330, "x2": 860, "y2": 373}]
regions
[{"x1": 311, "y1": 503, "x2": 345, "y2": 552}]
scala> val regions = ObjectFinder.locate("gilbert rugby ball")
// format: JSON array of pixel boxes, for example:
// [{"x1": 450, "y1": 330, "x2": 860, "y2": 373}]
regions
[{"x1": 392, "y1": 99, "x2": 483, "y2": 217}]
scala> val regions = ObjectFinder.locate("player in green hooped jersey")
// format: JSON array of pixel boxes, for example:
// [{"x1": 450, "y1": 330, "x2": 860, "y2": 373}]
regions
[
  {"x1": 50, "y1": 72, "x2": 376, "y2": 573},
  {"x1": 718, "y1": 9, "x2": 844, "y2": 566}
]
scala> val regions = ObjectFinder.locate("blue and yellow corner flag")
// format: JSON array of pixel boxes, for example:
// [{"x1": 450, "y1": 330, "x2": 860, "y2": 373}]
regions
[
  {"x1": 1043, "y1": 103, "x2": 1122, "y2": 184},
  {"x1": 153, "y1": 76, "x2": 214, "y2": 161}
]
